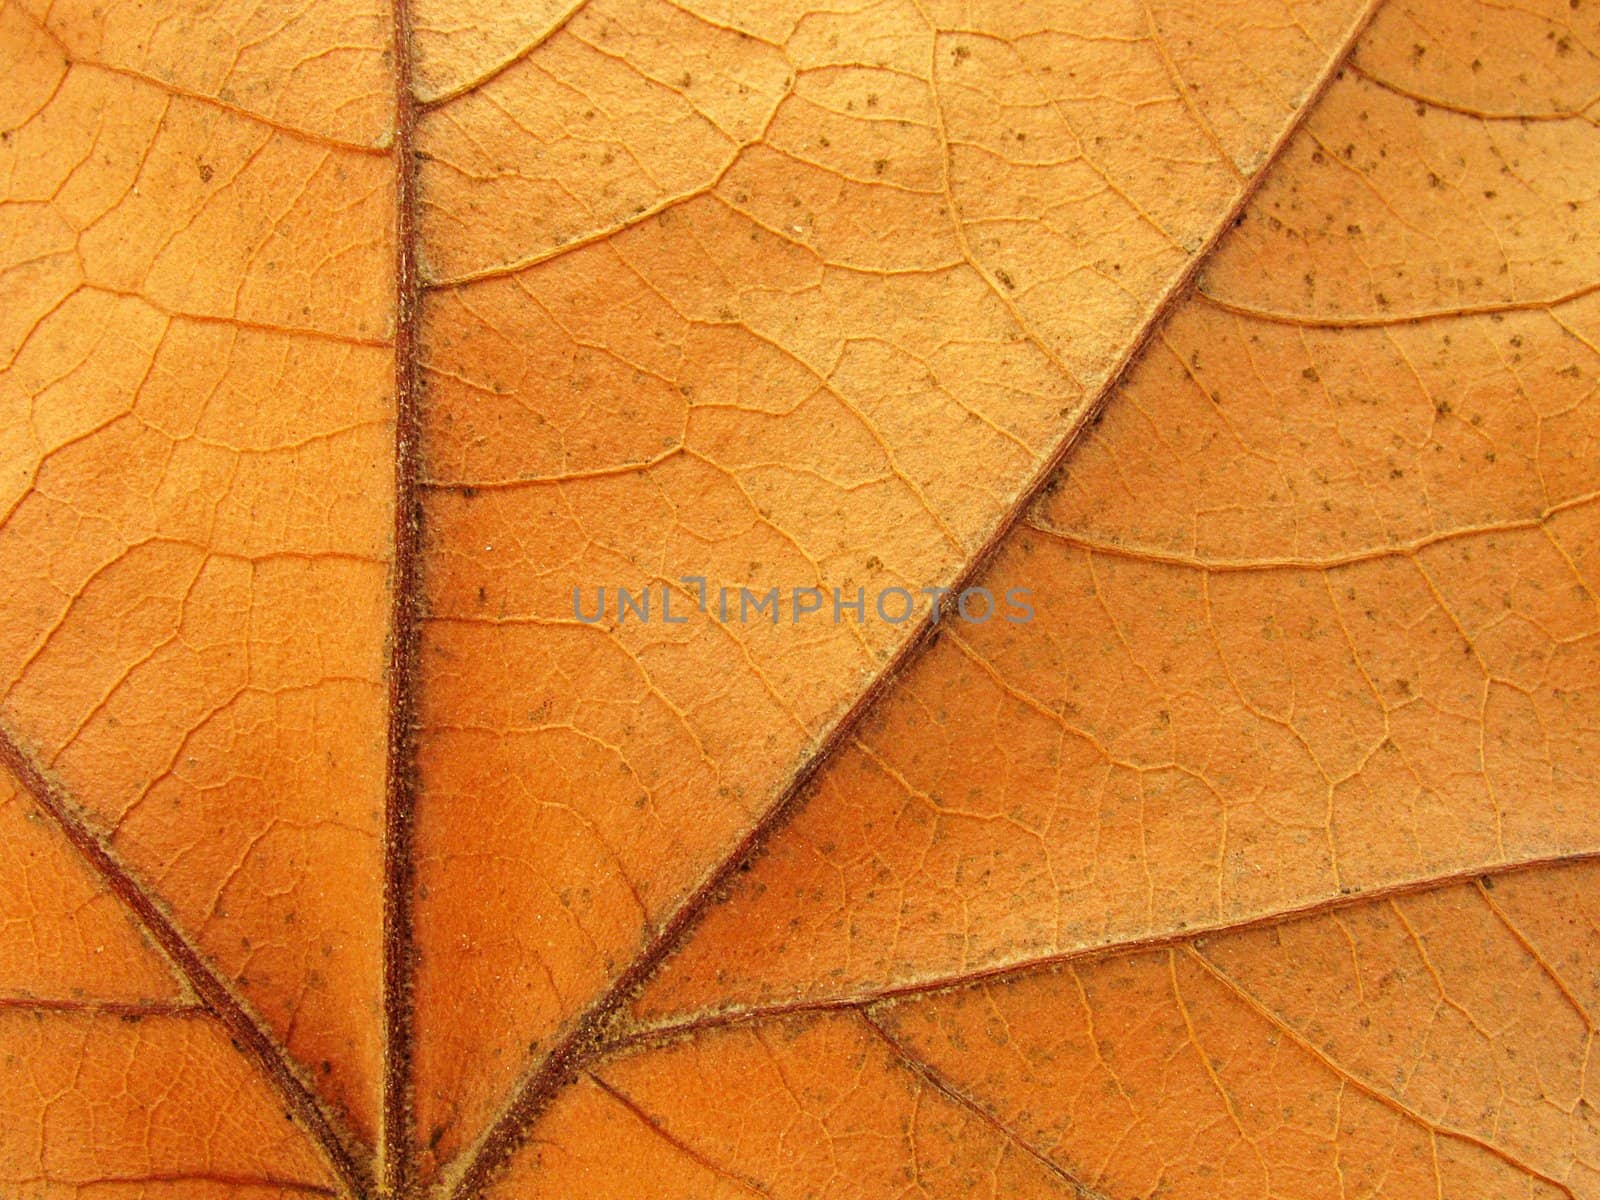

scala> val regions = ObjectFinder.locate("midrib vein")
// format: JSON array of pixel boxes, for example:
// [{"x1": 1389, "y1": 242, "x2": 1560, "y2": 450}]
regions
[
  {"x1": 441, "y1": 2, "x2": 1390, "y2": 1197},
  {"x1": 0, "y1": 728, "x2": 370, "y2": 1197},
  {"x1": 383, "y1": 0, "x2": 424, "y2": 1193}
]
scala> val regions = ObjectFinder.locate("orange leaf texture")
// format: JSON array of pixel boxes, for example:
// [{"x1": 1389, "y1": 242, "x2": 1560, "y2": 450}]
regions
[{"x1": 1, "y1": 0, "x2": 1597, "y2": 1196}]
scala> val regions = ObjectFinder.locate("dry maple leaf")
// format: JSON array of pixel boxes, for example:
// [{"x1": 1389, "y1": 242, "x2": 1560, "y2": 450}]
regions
[{"x1": 1, "y1": 0, "x2": 1597, "y2": 1196}]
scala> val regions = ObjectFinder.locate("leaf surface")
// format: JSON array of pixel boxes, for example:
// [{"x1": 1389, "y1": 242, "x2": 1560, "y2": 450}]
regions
[{"x1": 0, "y1": 0, "x2": 1597, "y2": 1197}]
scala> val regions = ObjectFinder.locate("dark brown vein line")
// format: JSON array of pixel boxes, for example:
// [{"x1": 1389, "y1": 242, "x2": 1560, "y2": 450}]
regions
[
  {"x1": 383, "y1": 0, "x2": 424, "y2": 1194},
  {"x1": 858, "y1": 1009, "x2": 1103, "y2": 1198},
  {"x1": 586, "y1": 1073, "x2": 771, "y2": 1197},
  {"x1": 607, "y1": 847, "x2": 1600, "y2": 1052},
  {"x1": 0, "y1": 727, "x2": 368, "y2": 1198},
  {"x1": 441, "y1": 5, "x2": 1386, "y2": 1197}
]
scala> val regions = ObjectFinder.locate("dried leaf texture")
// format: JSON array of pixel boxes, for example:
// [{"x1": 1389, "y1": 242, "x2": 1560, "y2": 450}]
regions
[
  {"x1": 632, "y1": 26, "x2": 1600, "y2": 1023},
  {"x1": 0, "y1": 762, "x2": 342, "y2": 1198},
  {"x1": 409, "y1": 0, "x2": 1376, "y2": 1171},
  {"x1": 0, "y1": 0, "x2": 1595, "y2": 1198},
  {"x1": 500, "y1": 862, "x2": 1600, "y2": 1199},
  {"x1": 0, "y1": 0, "x2": 395, "y2": 1173}
]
